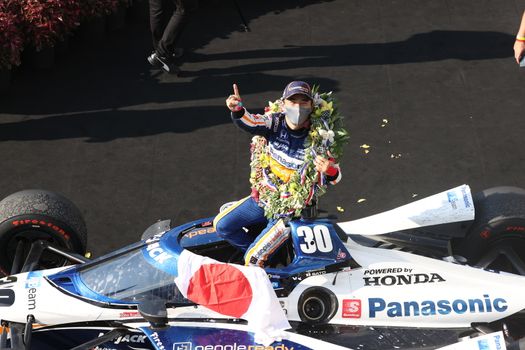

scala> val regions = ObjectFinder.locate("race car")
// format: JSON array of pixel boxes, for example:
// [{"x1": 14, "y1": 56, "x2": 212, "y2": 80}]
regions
[{"x1": 0, "y1": 184, "x2": 525, "y2": 350}]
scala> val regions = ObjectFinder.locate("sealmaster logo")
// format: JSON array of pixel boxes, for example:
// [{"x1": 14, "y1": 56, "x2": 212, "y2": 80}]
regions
[
  {"x1": 342, "y1": 299, "x2": 361, "y2": 318},
  {"x1": 368, "y1": 294, "x2": 507, "y2": 318},
  {"x1": 119, "y1": 311, "x2": 141, "y2": 318}
]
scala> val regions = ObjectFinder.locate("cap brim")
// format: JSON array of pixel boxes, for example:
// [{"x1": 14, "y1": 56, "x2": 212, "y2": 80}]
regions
[{"x1": 283, "y1": 92, "x2": 313, "y2": 100}]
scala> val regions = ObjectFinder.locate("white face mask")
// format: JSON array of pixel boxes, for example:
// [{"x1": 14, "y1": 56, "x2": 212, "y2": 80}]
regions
[{"x1": 284, "y1": 105, "x2": 311, "y2": 126}]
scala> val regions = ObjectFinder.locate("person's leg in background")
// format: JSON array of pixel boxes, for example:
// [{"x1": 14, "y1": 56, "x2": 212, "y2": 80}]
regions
[
  {"x1": 148, "y1": 0, "x2": 164, "y2": 53},
  {"x1": 147, "y1": 0, "x2": 198, "y2": 73},
  {"x1": 157, "y1": 0, "x2": 198, "y2": 58}
]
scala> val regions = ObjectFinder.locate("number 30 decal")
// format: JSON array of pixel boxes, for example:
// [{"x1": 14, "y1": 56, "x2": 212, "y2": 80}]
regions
[{"x1": 297, "y1": 225, "x2": 333, "y2": 254}]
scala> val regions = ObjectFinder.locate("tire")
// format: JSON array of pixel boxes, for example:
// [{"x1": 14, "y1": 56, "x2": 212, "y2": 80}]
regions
[
  {"x1": 297, "y1": 287, "x2": 338, "y2": 324},
  {"x1": 0, "y1": 189, "x2": 87, "y2": 275},
  {"x1": 453, "y1": 186, "x2": 525, "y2": 275}
]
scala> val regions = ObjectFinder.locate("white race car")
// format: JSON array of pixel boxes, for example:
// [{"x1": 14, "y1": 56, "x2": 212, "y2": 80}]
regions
[{"x1": 0, "y1": 184, "x2": 524, "y2": 349}]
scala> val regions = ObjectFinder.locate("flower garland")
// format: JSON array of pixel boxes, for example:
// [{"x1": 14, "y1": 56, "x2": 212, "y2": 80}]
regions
[{"x1": 249, "y1": 86, "x2": 349, "y2": 219}]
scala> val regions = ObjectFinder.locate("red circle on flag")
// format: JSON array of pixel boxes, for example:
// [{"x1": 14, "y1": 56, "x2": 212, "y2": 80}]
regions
[{"x1": 187, "y1": 263, "x2": 253, "y2": 318}]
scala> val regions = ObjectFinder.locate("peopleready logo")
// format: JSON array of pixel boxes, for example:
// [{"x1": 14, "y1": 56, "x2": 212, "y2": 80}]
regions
[
  {"x1": 173, "y1": 343, "x2": 192, "y2": 350},
  {"x1": 368, "y1": 294, "x2": 507, "y2": 318},
  {"x1": 172, "y1": 343, "x2": 294, "y2": 350}
]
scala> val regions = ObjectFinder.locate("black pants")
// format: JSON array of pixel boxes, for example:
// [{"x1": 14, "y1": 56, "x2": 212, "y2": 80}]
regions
[{"x1": 149, "y1": 0, "x2": 198, "y2": 57}]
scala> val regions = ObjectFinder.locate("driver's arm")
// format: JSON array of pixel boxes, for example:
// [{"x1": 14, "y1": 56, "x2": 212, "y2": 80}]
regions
[{"x1": 230, "y1": 108, "x2": 275, "y2": 136}]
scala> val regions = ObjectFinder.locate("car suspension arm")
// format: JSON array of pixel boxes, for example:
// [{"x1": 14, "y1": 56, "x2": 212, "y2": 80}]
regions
[
  {"x1": 20, "y1": 241, "x2": 47, "y2": 273},
  {"x1": 475, "y1": 246, "x2": 525, "y2": 275},
  {"x1": 10, "y1": 241, "x2": 25, "y2": 275},
  {"x1": 45, "y1": 245, "x2": 89, "y2": 264},
  {"x1": 11, "y1": 240, "x2": 90, "y2": 275}
]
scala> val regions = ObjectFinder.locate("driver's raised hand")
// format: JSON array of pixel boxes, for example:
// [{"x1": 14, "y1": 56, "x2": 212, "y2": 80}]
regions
[{"x1": 226, "y1": 84, "x2": 243, "y2": 112}]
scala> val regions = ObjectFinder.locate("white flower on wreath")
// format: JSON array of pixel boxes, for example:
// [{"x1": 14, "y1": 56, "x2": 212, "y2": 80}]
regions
[
  {"x1": 313, "y1": 93, "x2": 323, "y2": 107},
  {"x1": 318, "y1": 129, "x2": 335, "y2": 143}
]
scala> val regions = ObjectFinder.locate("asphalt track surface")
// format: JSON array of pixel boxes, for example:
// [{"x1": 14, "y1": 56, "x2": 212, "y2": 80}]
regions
[
  {"x1": 1, "y1": 0, "x2": 525, "y2": 261},
  {"x1": 1, "y1": 1, "x2": 525, "y2": 349}
]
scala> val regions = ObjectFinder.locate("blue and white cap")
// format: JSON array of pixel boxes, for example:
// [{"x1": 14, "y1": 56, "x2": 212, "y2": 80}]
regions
[{"x1": 282, "y1": 81, "x2": 313, "y2": 100}]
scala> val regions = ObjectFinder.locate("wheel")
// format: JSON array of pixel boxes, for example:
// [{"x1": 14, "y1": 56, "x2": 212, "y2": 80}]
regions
[
  {"x1": 297, "y1": 287, "x2": 338, "y2": 324},
  {"x1": 453, "y1": 186, "x2": 525, "y2": 275},
  {"x1": 0, "y1": 189, "x2": 87, "y2": 275}
]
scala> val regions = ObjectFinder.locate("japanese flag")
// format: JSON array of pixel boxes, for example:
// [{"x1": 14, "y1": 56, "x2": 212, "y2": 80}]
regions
[{"x1": 175, "y1": 249, "x2": 290, "y2": 345}]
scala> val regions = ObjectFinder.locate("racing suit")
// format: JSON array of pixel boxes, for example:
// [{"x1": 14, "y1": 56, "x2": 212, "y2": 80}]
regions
[{"x1": 213, "y1": 107, "x2": 342, "y2": 266}]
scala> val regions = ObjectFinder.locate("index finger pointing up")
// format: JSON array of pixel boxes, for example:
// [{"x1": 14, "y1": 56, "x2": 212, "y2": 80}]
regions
[{"x1": 233, "y1": 83, "x2": 240, "y2": 98}]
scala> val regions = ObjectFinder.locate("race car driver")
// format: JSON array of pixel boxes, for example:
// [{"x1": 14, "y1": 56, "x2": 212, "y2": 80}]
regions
[{"x1": 213, "y1": 81, "x2": 342, "y2": 267}]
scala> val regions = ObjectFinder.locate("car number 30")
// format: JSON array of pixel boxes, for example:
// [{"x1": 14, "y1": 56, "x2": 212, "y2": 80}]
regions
[{"x1": 297, "y1": 225, "x2": 333, "y2": 254}]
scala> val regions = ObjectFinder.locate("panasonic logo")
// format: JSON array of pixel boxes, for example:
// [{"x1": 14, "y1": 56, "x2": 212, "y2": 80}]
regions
[{"x1": 368, "y1": 294, "x2": 508, "y2": 318}]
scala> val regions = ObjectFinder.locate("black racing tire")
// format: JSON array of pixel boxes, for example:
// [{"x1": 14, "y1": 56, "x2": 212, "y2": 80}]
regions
[
  {"x1": 0, "y1": 189, "x2": 87, "y2": 275},
  {"x1": 453, "y1": 186, "x2": 525, "y2": 274},
  {"x1": 297, "y1": 287, "x2": 338, "y2": 324}
]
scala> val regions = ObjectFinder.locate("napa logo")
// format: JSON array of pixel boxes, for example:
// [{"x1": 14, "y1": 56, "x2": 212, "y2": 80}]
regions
[{"x1": 368, "y1": 294, "x2": 507, "y2": 318}]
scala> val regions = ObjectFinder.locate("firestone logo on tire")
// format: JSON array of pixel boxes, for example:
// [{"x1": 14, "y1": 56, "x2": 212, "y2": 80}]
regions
[
  {"x1": 342, "y1": 299, "x2": 361, "y2": 318},
  {"x1": 12, "y1": 219, "x2": 70, "y2": 240}
]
